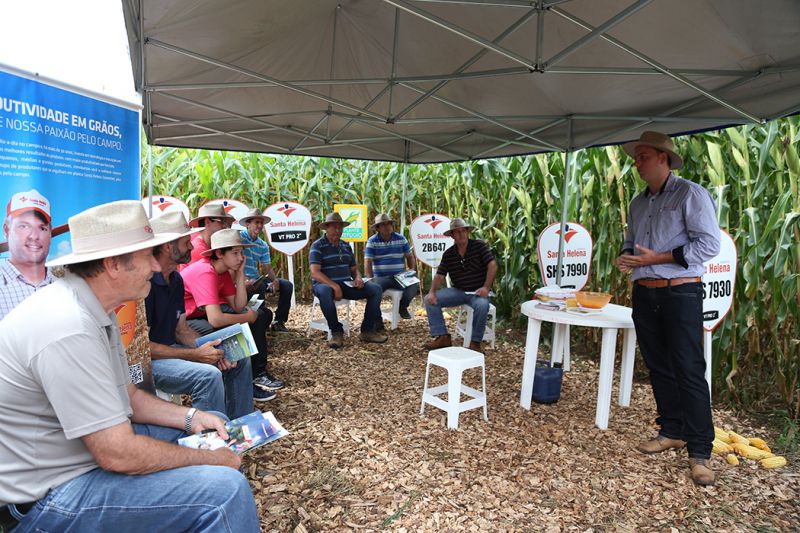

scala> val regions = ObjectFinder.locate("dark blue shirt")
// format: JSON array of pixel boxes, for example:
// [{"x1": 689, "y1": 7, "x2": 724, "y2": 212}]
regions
[
  {"x1": 145, "y1": 270, "x2": 185, "y2": 346},
  {"x1": 309, "y1": 235, "x2": 355, "y2": 284}
]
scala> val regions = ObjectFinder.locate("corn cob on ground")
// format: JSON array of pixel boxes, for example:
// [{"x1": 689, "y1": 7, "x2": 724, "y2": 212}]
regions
[
  {"x1": 759, "y1": 456, "x2": 787, "y2": 469},
  {"x1": 732, "y1": 442, "x2": 775, "y2": 460},
  {"x1": 726, "y1": 454, "x2": 740, "y2": 465}
]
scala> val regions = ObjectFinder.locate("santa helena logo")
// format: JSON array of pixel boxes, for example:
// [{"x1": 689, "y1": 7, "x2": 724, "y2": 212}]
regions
[
  {"x1": 221, "y1": 201, "x2": 235, "y2": 213},
  {"x1": 278, "y1": 204, "x2": 296, "y2": 217},
  {"x1": 556, "y1": 225, "x2": 579, "y2": 243},
  {"x1": 425, "y1": 216, "x2": 443, "y2": 229},
  {"x1": 152, "y1": 197, "x2": 172, "y2": 211}
]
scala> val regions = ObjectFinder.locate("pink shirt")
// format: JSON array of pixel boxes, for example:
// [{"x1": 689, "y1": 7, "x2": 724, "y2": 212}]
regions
[
  {"x1": 179, "y1": 232, "x2": 210, "y2": 272},
  {"x1": 181, "y1": 258, "x2": 236, "y2": 318}
]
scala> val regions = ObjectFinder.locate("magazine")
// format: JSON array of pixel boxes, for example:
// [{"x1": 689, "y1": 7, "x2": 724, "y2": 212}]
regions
[
  {"x1": 246, "y1": 294, "x2": 263, "y2": 312},
  {"x1": 393, "y1": 270, "x2": 420, "y2": 288},
  {"x1": 194, "y1": 323, "x2": 258, "y2": 362},
  {"x1": 178, "y1": 410, "x2": 289, "y2": 454}
]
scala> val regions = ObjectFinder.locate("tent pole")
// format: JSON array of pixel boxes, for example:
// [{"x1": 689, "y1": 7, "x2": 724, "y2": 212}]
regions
[
  {"x1": 401, "y1": 140, "x2": 410, "y2": 235},
  {"x1": 555, "y1": 119, "x2": 573, "y2": 286},
  {"x1": 147, "y1": 143, "x2": 153, "y2": 217}
]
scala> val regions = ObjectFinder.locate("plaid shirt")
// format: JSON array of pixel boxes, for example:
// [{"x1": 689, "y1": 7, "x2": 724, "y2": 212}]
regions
[{"x1": 0, "y1": 260, "x2": 55, "y2": 321}]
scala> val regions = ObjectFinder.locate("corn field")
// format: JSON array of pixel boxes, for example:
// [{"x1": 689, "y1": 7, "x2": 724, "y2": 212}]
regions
[{"x1": 141, "y1": 117, "x2": 799, "y2": 417}]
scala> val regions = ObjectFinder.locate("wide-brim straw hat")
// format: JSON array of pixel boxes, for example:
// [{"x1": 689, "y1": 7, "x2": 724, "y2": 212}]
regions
[
  {"x1": 46, "y1": 201, "x2": 178, "y2": 267},
  {"x1": 622, "y1": 130, "x2": 683, "y2": 170},
  {"x1": 371, "y1": 213, "x2": 395, "y2": 231},
  {"x1": 319, "y1": 212, "x2": 350, "y2": 229},
  {"x1": 188, "y1": 203, "x2": 236, "y2": 228},
  {"x1": 443, "y1": 218, "x2": 473, "y2": 237},
  {"x1": 149, "y1": 211, "x2": 203, "y2": 240},
  {"x1": 238, "y1": 207, "x2": 271, "y2": 225},
  {"x1": 200, "y1": 228, "x2": 255, "y2": 256}
]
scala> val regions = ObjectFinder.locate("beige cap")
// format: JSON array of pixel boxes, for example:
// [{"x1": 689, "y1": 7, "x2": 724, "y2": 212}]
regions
[
  {"x1": 443, "y1": 218, "x2": 474, "y2": 237},
  {"x1": 200, "y1": 228, "x2": 255, "y2": 256}
]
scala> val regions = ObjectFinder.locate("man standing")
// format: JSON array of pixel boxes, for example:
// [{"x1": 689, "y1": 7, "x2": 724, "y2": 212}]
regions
[
  {"x1": 364, "y1": 213, "x2": 418, "y2": 322},
  {"x1": 239, "y1": 208, "x2": 294, "y2": 332},
  {"x1": 0, "y1": 201, "x2": 259, "y2": 531},
  {"x1": 180, "y1": 203, "x2": 235, "y2": 269},
  {"x1": 182, "y1": 228, "x2": 284, "y2": 399},
  {"x1": 0, "y1": 190, "x2": 54, "y2": 320},
  {"x1": 145, "y1": 212, "x2": 258, "y2": 417},
  {"x1": 309, "y1": 212, "x2": 387, "y2": 349},
  {"x1": 617, "y1": 130, "x2": 720, "y2": 486},
  {"x1": 424, "y1": 218, "x2": 497, "y2": 353}
]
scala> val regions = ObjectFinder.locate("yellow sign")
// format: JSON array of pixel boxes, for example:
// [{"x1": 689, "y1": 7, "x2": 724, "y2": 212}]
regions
[{"x1": 334, "y1": 204, "x2": 368, "y2": 242}]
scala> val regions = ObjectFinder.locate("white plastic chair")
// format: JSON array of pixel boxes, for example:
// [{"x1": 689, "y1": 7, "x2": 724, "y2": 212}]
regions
[
  {"x1": 420, "y1": 346, "x2": 488, "y2": 430},
  {"x1": 454, "y1": 303, "x2": 497, "y2": 349},
  {"x1": 380, "y1": 289, "x2": 403, "y2": 330},
  {"x1": 307, "y1": 296, "x2": 351, "y2": 339}
]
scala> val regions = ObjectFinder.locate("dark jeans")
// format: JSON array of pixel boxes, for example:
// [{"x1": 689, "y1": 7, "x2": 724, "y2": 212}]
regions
[
  {"x1": 251, "y1": 278, "x2": 293, "y2": 323},
  {"x1": 369, "y1": 276, "x2": 418, "y2": 310},
  {"x1": 632, "y1": 282, "x2": 713, "y2": 459},
  {"x1": 312, "y1": 281, "x2": 382, "y2": 333},
  {"x1": 188, "y1": 305, "x2": 272, "y2": 378}
]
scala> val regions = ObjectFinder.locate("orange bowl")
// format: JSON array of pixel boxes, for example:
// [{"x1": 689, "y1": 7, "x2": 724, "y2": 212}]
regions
[{"x1": 575, "y1": 291, "x2": 612, "y2": 309}]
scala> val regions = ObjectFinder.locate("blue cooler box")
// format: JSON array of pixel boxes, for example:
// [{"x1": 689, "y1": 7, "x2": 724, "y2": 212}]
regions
[{"x1": 532, "y1": 364, "x2": 563, "y2": 404}]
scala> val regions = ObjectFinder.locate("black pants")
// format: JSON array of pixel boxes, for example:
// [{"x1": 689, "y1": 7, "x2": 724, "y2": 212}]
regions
[
  {"x1": 632, "y1": 282, "x2": 713, "y2": 459},
  {"x1": 250, "y1": 278, "x2": 293, "y2": 323}
]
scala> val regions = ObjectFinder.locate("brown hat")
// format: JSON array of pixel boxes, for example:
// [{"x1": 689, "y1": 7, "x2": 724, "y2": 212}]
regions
[
  {"x1": 622, "y1": 131, "x2": 683, "y2": 170},
  {"x1": 201, "y1": 228, "x2": 255, "y2": 256},
  {"x1": 371, "y1": 213, "x2": 395, "y2": 231},
  {"x1": 238, "y1": 208, "x2": 271, "y2": 225},
  {"x1": 319, "y1": 212, "x2": 350, "y2": 229},
  {"x1": 46, "y1": 201, "x2": 178, "y2": 267},
  {"x1": 189, "y1": 203, "x2": 236, "y2": 228},
  {"x1": 443, "y1": 218, "x2": 473, "y2": 237}
]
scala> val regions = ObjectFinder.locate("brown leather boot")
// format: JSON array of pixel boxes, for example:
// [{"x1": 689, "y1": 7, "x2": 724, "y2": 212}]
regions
[
  {"x1": 468, "y1": 341, "x2": 483, "y2": 354},
  {"x1": 636, "y1": 435, "x2": 687, "y2": 454},
  {"x1": 328, "y1": 331, "x2": 345, "y2": 349},
  {"x1": 689, "y1": 458, "x2": 715, "y2": 486},
  {"x1": 424, "y1": 334, "x2": 452, "y2": 350}
]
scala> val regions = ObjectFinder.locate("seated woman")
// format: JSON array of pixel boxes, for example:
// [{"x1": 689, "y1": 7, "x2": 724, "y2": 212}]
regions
[{"x1": 181, "y1": 228, "x2": 284, "y2": 401}]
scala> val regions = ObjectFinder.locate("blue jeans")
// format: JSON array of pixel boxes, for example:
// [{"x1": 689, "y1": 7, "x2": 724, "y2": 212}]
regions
[
  {"x1": 312, "y1": 281, "x2": 383, "y2": 333},
  {"x1": 12, "y1": 416, "x2": 259, "y2": 532},
  {"x1": 251, "y1": 278, "x2": 294, "y2": 323},
  {"x1": 370, "y1": 276, "x2": 419, "y2": 310},
  {"x1": 425, "y1": 288, "x2": 489, "y2": 342},
  {"x1": 153, "y1": 350, "x2": 254, "y2": 420}
]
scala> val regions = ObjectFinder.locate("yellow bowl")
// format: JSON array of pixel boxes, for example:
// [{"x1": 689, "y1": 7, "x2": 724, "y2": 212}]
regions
[{"x1": 575, "y1": 291, "x2": 612, "y2": 309}]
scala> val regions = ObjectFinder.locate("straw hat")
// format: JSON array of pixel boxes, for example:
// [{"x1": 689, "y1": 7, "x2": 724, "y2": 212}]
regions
[
  {"x1": 443, "y1": 218, "x2": 473, "y2": 237},
  {"x1": 188, "y1": 203, "x2": 236, "y2": 228},
  {"x1": 371, "y1": 213, "x2": 395, "y2": 231},
  {"x1": 46, "y1": 201, "x2": 178, "y2": 267},
  {"x1": 7, "y1": 189, "x2": 51, "y2": 223},
  {"x1": 200, "y1": 228, "x2": 254, "y2": 256},
  {"x1": 238, "y1": 208, "x2": 271, "y2": 225},
  {"x1": 319, "y1": 212, "x2": 350, "y2": 229},
  {"x1": 149, "y1": 211, "x2": 203, "y2": 240},
  {"x1": 622, "y1": 130, "x2": 683, "y2": 169}
]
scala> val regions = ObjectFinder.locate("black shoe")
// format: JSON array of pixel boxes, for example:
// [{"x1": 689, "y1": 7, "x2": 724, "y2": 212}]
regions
[
  {"x1": 399, "y1": 307, "x2": 412, "y2": 320},
  {"x1": 253, "y1": 386, "x2": 276, "y2": 403},
  {"x1": 270, "y1": 321, "x2": 289, "y2": 333},
  {"x1": 254, "y1": 372, "x2": 285, "y2": 391}
]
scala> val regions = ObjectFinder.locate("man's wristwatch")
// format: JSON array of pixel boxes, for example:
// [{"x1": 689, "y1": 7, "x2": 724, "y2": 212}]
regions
[{"x1": 184, "y1": 407, "x2": 197, "y2": 434}]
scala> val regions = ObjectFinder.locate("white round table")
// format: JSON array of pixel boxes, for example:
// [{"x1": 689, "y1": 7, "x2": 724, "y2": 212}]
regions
[{"x1": 519, "y1": 301, "x2": 637, "y2": 430}]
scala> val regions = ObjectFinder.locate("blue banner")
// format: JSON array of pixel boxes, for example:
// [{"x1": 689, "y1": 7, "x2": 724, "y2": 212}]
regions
[{"x1": 0, "y1": 68, "x2": 139, "y2": 259}]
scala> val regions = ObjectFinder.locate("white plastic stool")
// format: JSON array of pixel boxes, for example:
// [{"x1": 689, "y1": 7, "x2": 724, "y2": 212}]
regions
[
  {"x1": 307, "y1": 296, "x2": 351, "y2": 339},
  {"x1": 420, "y1": 346, "x2": 488, "y2": 430},
  {"x1": 380, "y1": 289, "x2": 403, "y2": 330},
  {"x1": 455, "y1": 303, "x2": 497, "y2": 349}
]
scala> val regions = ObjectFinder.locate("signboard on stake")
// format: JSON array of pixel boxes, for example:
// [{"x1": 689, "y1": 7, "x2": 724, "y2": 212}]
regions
[
  {"x1": 206, "y1": 198, "x2": 250, "y2": 230},
  {"x1": 410, "y1": 213, "x2": 453, "y2": 268},
  {"x1": 702, "y1": 229, "x2": 737, "y2": 332},
  {"x1": 536, "y1": 222, "x2": 593, "y2": 289},
  {"x1": 141, "y1": 195, "x2": 190, "y2": 221},
  {"x1": 334, "y1": 204, "x2": 367, "y2": 242},
  {"x1": 264, "y1": 201, "x2": 312, "y2": 256}
]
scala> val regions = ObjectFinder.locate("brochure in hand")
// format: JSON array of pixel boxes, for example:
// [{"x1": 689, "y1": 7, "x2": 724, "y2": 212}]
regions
[
  {"x1": 194, "y1": 323, "x2": 258, "y2": 362},
  {"x1": 246, "y1": 294, "x2": 263, "y2": 312},
  {"x1": 178, "y1": 410, "x2": 289, "y2": 454},
  {"x1": 393, "y1": 270, "x2": 420, "y2": 288}
]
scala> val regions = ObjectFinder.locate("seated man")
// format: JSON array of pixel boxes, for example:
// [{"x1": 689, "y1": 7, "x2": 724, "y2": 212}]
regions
[
  {"x1": 424, "y1": 218, "x2": 497, "y2": 353},
  {"x1": 181, "y1": 228, "x2": 284, "y2": 400},
  {"x1": 238, "y1": 208, "x2": 294, "y2": 332},
  {"x1": 146, "y1": 212, "x2": 258, "y2": 417},
  {"x1": 179, "y1": 203, "x2": 234, "y2": 270},
  {"x1": 309, "y1": 212, "x2": 388, "y2": 349},
  {"x1": 0, "y1": 189, "x2": 55, "y2": 320},
  {"x1": 0, "y1": 201, "x2": 258, "y2": 531},
  {"x1": 364, "y1": 213, "x2": 418, "y2": 323}
]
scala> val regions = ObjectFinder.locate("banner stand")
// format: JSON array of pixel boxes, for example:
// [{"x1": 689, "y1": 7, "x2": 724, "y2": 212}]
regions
[
  {"x1": 703, "y1": 331, "x2": 713, "y2": 400},
  {"x1": 287, "y1": 255, "x2": 296, "y2": 308}
]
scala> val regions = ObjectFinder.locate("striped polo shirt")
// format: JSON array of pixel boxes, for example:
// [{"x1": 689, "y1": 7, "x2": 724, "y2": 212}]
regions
[
  {"x1": 309, "y1": 235, "x2": 355, "y2": 284},
  {"x1": 364, "y1": 232, "x2": 411, "y2": 277},
  {"x1": 240, "y1": 229, "x2": 271, "y2": 280},
  {"x1": 437, "y1": 239, "x2": 495, "y2": 291}
]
